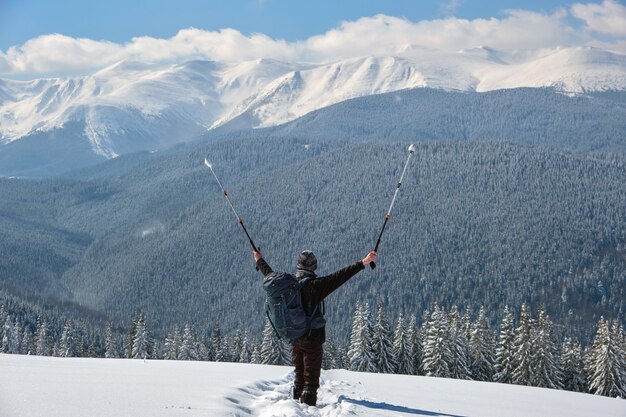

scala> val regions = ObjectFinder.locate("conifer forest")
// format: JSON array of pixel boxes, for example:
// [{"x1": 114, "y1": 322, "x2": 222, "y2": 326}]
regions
[{"x1": 1, "y1": 88, "x2": 625, "y2": 398}]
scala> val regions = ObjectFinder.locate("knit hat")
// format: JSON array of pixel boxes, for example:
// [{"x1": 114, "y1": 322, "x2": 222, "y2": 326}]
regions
[{"x1": 296, "y1": 250, "x2": 317, "y2": 272}]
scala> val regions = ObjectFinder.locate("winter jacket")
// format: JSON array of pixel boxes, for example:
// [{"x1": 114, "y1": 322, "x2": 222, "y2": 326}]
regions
[{"x1": 257, "y1": 257, "x2": 365, "y2": 346}]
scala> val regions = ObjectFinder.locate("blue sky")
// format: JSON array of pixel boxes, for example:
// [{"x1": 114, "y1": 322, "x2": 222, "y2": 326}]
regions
[{"x1": 0, "y1": 0, "x2": 582, "y2": 50}]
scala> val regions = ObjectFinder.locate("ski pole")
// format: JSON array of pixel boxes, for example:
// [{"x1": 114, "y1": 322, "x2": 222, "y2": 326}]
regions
[
  {"x1": 204, "y1": 158, "x2": 260, "y2": 253},
  {"x1": 370, "y1": 144, "x2": 416, "y2": 269}
]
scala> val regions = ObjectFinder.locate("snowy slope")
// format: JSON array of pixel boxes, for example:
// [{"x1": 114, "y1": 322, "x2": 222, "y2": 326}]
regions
[
  {"x1": 0, "y1": 59, "x2": 295, "y2": 157},
  {"x1": 1, "y1": 46, "x2": 625, "y2": 166},
  {"x1": 1, "y1": 355, "x2": 624, "y2": 417}
]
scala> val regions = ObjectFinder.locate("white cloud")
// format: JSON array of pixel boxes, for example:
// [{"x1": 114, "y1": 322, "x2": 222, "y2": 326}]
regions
[
  {"x1": 1, "y1": 3, "x2": 625, "y2": 79},
  {"x1": 571, "y1": 0, "x2": 626, "y2": 36}
]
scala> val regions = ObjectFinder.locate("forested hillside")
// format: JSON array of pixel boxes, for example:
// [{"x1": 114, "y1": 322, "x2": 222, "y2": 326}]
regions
[
  {"x1": 223, "y1": 88, "x2": 626, "y2": 154},
  {"x1": 1, "y1": 138, "x2": 624, "y2": 344}
]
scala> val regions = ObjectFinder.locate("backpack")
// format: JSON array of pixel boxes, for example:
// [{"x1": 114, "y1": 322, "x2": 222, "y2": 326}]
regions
[{"x1": 262, "y1": 271, "x2": 326, "y2": 343}]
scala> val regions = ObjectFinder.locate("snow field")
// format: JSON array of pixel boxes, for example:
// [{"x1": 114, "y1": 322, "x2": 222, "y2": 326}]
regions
[{"x1": 0, "y1": 354, "x2": 624, "y2": 417}]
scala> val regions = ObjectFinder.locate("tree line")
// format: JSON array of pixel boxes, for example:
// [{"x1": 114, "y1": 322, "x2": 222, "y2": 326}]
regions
[{"x1": 2, "y1": 301, "x2": 624, "y2": 398}]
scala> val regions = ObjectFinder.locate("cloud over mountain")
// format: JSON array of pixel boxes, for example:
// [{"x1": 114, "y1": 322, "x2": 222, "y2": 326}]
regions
[{"x1": 1, "y1": 1, "x2": 625, "y2": 79}]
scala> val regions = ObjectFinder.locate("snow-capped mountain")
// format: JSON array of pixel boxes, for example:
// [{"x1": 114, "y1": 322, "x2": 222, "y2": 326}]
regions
[
  {"x1": 1, "y1": 46, "x2": 625, "y2": 173},
  {"x1": 0, "y1": 59, "x2": 296, "y2": 157},
  {"x1": 214, "y1": 46, "x2": 626, "y2": 130}
]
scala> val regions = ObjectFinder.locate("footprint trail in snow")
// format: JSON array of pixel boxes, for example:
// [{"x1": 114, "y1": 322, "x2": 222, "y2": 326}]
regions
[{"x1": 223, "y1": 373, "x2": 371, "y2": 417}]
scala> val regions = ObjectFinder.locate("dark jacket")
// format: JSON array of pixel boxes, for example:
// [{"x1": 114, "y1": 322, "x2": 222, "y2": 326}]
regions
[{"x1": 257, "y1": 257, "x2": 365, "y2": 346}]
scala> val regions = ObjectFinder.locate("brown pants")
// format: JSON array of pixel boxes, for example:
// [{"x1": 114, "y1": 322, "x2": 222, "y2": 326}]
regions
[{"x1": 292, "y1": 341, "x2": 323, "y2": 395}]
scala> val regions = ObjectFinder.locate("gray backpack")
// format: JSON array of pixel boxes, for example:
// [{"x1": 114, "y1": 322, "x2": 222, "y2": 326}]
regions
[{"x1": 262, "y1": 271, "x2": 325, "y2": 343}]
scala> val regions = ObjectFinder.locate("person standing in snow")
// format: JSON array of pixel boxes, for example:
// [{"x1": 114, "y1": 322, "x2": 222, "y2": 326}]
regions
[{"x1": 253, "y1": 249, "x2": 377, "y2": 406}]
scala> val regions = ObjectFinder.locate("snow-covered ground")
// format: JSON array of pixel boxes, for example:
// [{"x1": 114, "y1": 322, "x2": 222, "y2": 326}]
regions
[{"x1": 1, "y1": 354, "x2": 624, "y2": 417}]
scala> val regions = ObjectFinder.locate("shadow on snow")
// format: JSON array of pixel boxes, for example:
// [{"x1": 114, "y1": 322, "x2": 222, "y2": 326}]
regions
[{"x1": 341, "y1": 397, "x2": 467, "y2": 417}]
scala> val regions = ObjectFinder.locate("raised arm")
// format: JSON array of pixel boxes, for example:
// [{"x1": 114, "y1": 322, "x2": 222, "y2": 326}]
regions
[
  {"x1": 314, "y1": 251, "x2": 377, "y2": 300},
  {"x1": 253, "y1": 250, "x2": 273, "y2": 277}
]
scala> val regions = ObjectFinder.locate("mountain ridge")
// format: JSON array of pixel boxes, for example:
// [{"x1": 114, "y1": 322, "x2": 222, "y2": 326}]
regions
[{"x1": 2, "y1": 46, "x2": 626, "y2": 176}]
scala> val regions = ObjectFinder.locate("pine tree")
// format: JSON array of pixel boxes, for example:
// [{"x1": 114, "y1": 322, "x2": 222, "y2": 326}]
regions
[
  {"x1": 0, "y1": 305, "x2": 6, "y2": 343},
  {"x1": 2, "y1": 315, "x2": 18, "y2": 353},
  {"x1": 586, "y1": 318, "x2": 626, "y2": 397},
  {"x1": 34, "y1": 317, "x2": 50, "y2": 356},
  {"x1": 196, "y1": 335, "x2": 210, "y2": 361},
  {"x1": 323, "y1": 339, "x2": 337, "y2": 370},
  {"x1": 21, "y1": 327, "x2": 33, "y2": 355},
  {"x1": 448, "y1": 306, "x2": 471, "y2": 380},
  {"x1": 164, "y1": 325, "x2": 181, "y2": 360},
  {"x1": 393, "y1": 313, "x2": 414, "y2": 375},
  {"x1": 131, "y1": 314, "x2": 150, "y2": 360},
  {"x1": 372, "y1": 303, "x2": 396, "y2": 374},
  {"x1": 12, "y1": 319, "x2": 22, "y2": 354},
  {"x1": 104, "y1": 323, "x2": 118, "y2": 359},
  {"x1": 461, "y1": 306, "x2": 473, "y2": 341},
  {"x1": 231, "y1": 329, "x2": 243, "y2": 363},
  {"x1": 512, "y1": 303, "x2": 534, "y2": 385},
  {"x1": 238, "y1": 331, "x2": 251, "y2": 363},
  {"x1": 59, "y1": 320, "x2": 77, "y2": 357},
  {"x1": 347, "y1": 302, "x2": 376, "y2": 372},
  {"x1": 218, "y1": 335, "x2": 231, "y2": 362},
  {"x1": 422, "y1": 305, "x2": 453, "y2": 378},
  {"x1": 250, "y1": 342, "x2": 261, "y2": 364},
  {"x1": 469, "y1": 306, "x2": 495, "y2": 381},
  {"x1": 561, "y1": 338, "x2": 586, "y2": 392},
  {"x1": 124, "y1": 319, "x2": 137, "y2": 359},
  {"x1": 179, "y1": 323, "x2": 198, "y2": 361},
  {"x1": 209, "y1": 326, "x2": 222, "y2": 362},
  {"x1": 261, "y1": 318, "x2": 289, "y2": 365},
  {"x1": 406, "y1": 315, "x2": 422, "y2": 375},
  {"x1": 530, "y1": 308, "x2": 563, "y2": 389},
  {"x1": 494, "y1": 306, "x2": 516, "y2": 384}
]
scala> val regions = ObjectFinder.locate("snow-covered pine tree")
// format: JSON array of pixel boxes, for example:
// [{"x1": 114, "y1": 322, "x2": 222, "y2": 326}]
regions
[
  {"x1": 322, "y1": 339, "x2": 337, "y2": 370},
  {"x1": 393, "y1": 313, "x2": 414, "y2": 375},
  {"x1": 372, "y1": 303, "x2": 397, "y2": 374},
  {"x1": 469, "y1": 306, "x2": 495, "y2": 381},
  {"x1": 21, "y1": 326, "x2": 33, "y2": 355},
  {"x1": 34, "y1": 317, "x2": 50, "y2": 356},
  {"x1": 585, "y1": 318, "x2": 626, "y2": 397},
  {"x1": 530, "y1": 308, "x2": 563, "y2": 389},
  {"x1": 561, "y1": 337, "x2": 586, "y2": 392},
  {"x1": 124, "y1": 319, "x2": 136, "y2": 359},
  {"x1": 209, "y1": 326, "x2": 222, "y2": 361},
  {"x1": 218, "y1": 335, "x2": 232, "y2": 362},
  {"x1": 104, "y1": 322, "x2": 118, "y2": 358},
  {"x1": 261, "y1": 318, "x2": 289, "y2": 365},
  {"x1": 250, "y1": 341, "x2": 261, "y2": 364},
  {"x1": 179, "y1": 323, "x2": 198, "y2": 361},
  {"x1": 494, "y1": 305, "x2": 516, "y2": 384},
  {"x1": 461, "y1": 306, "x2": 473, "y2": 341},
  {"x1": 448, "y1": 306, "x2": 471, "y2": 380},
  {"x1": 13, "y1": 319, "x2": 22, "y2": 354},
  {"x1": 406, "y1": 315, "x2": 422, "y2": 375},
  {"x1": 238, "y1": 330, "x2": 251, "y2": 363},
  {"x1": 512, "y1": 303, "x2": 534, "y2": 386},
  {"x1": 347, "y1": 302, "x2": 376, "y2": 372},
  {"x1": 231, "y1": 329, "x2": 243, "y2": 363},
  {"x1": 0, "y1": 305, "x2": 6, "y2": 343},
  {"x1": 422, "y1": 305, "x2": 453, "y2": 378},
  {"x1": 196, "y1": 335, "x2": 210, "y2": 361},
  {"x1": 164, "y1": 325, "x2": 181, "y2": 360},
  {"x1": 131, "y1": 314, "x2": 150, "y2": 360},
  {"x1": 59, "y1": 320, "x2": 77, "y2": 357}
]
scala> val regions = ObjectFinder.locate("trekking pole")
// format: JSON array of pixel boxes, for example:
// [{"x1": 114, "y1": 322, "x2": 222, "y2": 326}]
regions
[
  {"x1": 203, "y1": 158, "x2": 260, "y2": 253},
  {"x1": 370, "y1": 144, "x2": 416, "y2": 269}
]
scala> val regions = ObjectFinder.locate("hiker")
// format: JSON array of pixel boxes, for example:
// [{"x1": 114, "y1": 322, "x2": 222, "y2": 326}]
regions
[{"x1": 253, "y1": 249, "x2": 377, "y2": 406}]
